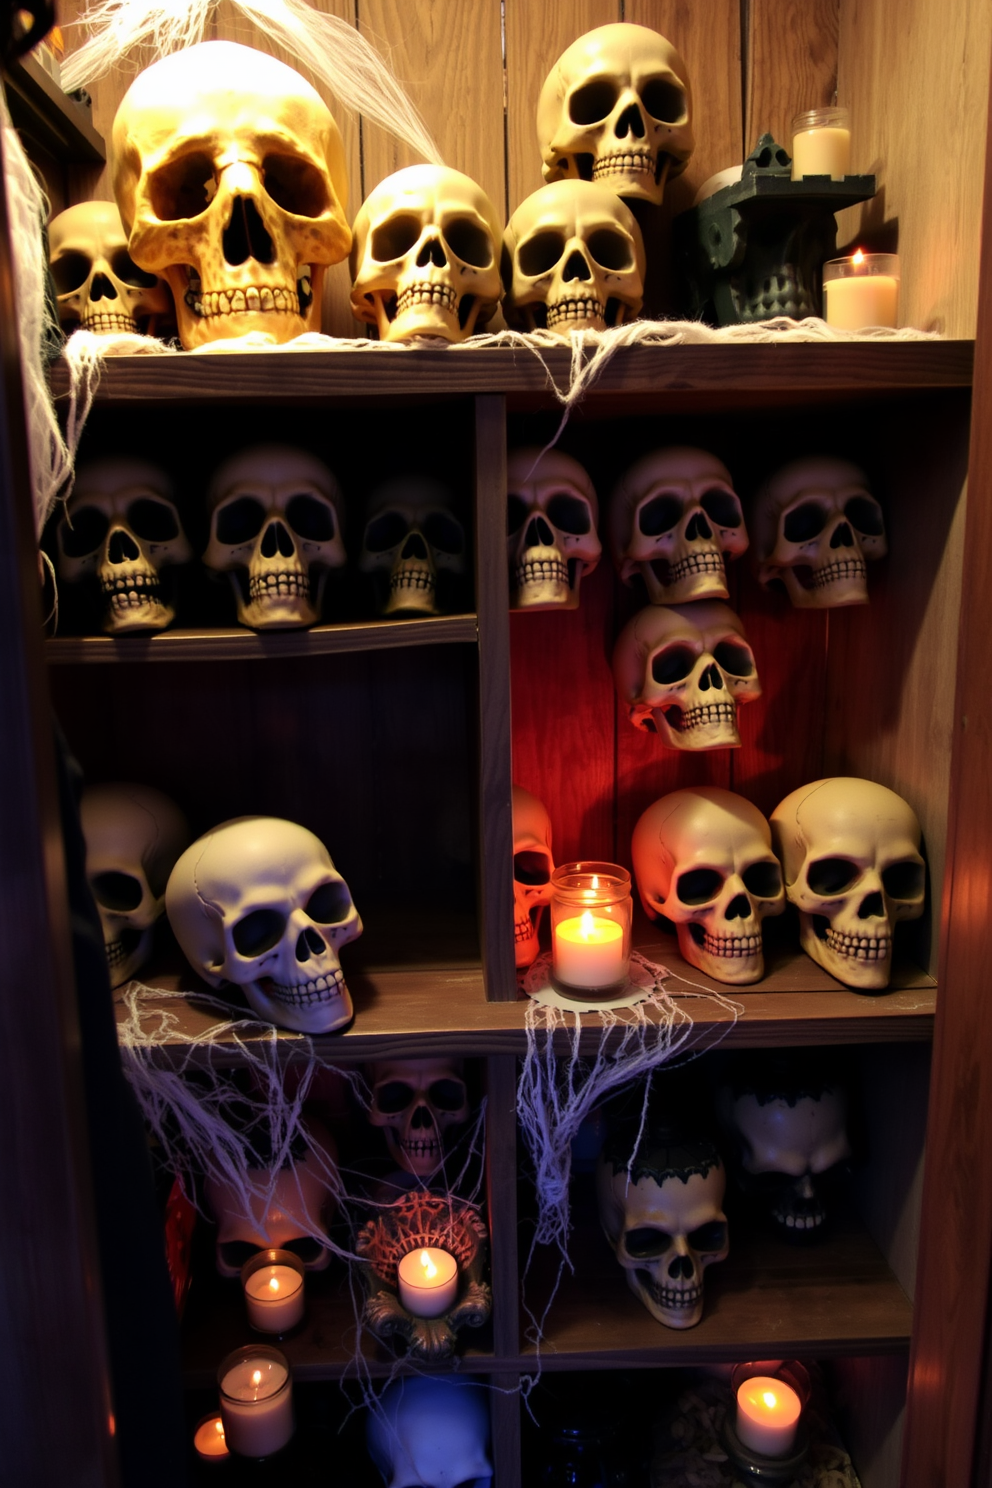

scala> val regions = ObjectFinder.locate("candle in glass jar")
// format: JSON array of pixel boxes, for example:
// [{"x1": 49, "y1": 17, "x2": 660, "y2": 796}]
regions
[
  {"x1": 791, "y1": 107, "x2": 851, "y2": 180},
  {"x1": 823, "y1": 251, "x2": 899, "y2": 328},
  {"x1": 397, "y1": 1247, "x2": 459, "y2": 1317},
  {"x1": 243, "y1": 1262, "x2": 304, "y2": 1334},
  {"x1": 193, "y1": 1414, "x2": 230, "y2": 1462},
  {"x1": 218, "y1": 1348, "x2": 294, "y2": 1458},
  {"x1": 554, "y1": 909, "x2": 625, "y2": 988},
  {"x1": 735, "y1": 1376, "x2": 802, "y2": 1457}
]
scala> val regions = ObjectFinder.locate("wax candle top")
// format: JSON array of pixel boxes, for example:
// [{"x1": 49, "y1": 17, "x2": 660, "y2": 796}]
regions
[
  {"x1": 737, "y1": 1377, "x2": 802, "y2": 1426},
  {"x1": 559, "y1": 910, "x2": 622, "y2": 942},
  {"x1": 244, "y1": 1265, "x2": 303, "y2": 1301},
  {"x1": 221, "y1": 1357, "x2": 290, "y2": 1403}
]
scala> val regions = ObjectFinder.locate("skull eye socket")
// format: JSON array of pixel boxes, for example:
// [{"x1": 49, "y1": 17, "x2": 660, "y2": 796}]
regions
[
  {"x1": 687, "y1": 1220, "x2": 727, "y2": 1252},
  {"x1": 149, "y1": 151, "x2": 215, "y2": 221},
  {"x1": 514, "y1": 850, "x2": 551, "y2": 885},
  {"x1": 624, "y1": 1226, "x2": 672, "y2": 1258},
  {"x1": 109, "y1": 247, "x2": 159, "y2": 289},
  {"x1": 126, "y1": 498, "x2": 179, "y2": 542},
  {"x1": 371, "y1": 213, "x2": 422, "y2": 262},
  {"x1": 216, "y1": 497, "x2": 266, "y2": 546},
  {"x1": 700, "y1": 488, "x2": 743, "y2": 528},
  {"x1": 546, "y1": 493, "x2": 591, "y2": 535},
  {"x1": 51, "y1": 250, "x2": 94, "y2": 295},
  {"x1": 232, "y1": 907, "x2": 286, "y2": 957},
  {"x1": 374, "y1": 1079, "x2": 416, "y2": 1114},
  {"x1": 365, "y1": 510, "x2": 409, "y2": 552},
  {"x1": 262, "y1": 154, "x2": 329, "y2": 218},
  {"x1": 641, "y1": 77, "x2": 687, "y2": 124},
  {"x1": 742, "y1": 861, "x2": 782, "y2": 897},
  {"x1": 569, "y1": 77, "x2": 619, "y2": 125},
  {"x1": 807, "y1": 856, "x2": 861, "y2": 895},
  {"x1": 91, "y1": 870, "x2": 144, "y2": 912},
  {"x1": 638, "y1": 494, "x2": 683, "y2": 535},
  {"x1": 676, "y1": 867, "x2": 725, "y2": 905},
  {"x1": 882, "y1": 860, "x2": 925, "y2": 899},
  {"x1": 286, "y1": 494, "x2": 336, "y2": 543},
  {"x1": 444, "y1": 215, "x2": 493, "y2": 268},
  {"x1": 423, "y1": 511, "x2": 464, "y2": 554},
  {"x1": 518, "y1": 229, "x2": 566, "y2": 277},
  {"x1": 60, "y1": 505, "x2": 109, "y2": 557},
  {"x1": 783, "y1": 500, "x2": 828, "y2": 543},
  {"x1": 651, "y1": 644, "x2": 696, "y2": 684},
  {"x1": 507, "y1": 494, "x2": 529, "y2": 535},
  {"x1": 305, "y1": 880, "x2": 353, "y2": 924},
  {"x1": 587, "y1": 228, "x2": 633, "y2": 271},
  {"x1": 428, "y1": 1077, "x2": 467, "y2": 1111},
  {"x1": 844, "y1": 495, "x2": 885, "y2": 536},
  {"x1": 713, "y1": 640, "x2": 754, "y2": 677}
]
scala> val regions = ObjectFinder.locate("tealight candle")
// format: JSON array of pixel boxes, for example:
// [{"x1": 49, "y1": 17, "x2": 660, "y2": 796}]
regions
[
  {"x1": 193, "y1": 1414, "x2": 231, "y2": 1462},
  {"x1": 550, "y1": 862, "x2": 632, "y2": 990},
  {"x1": 791, "y1": 106, "x2": 851, "y2": 180},
  {"x1": 823, "y1": 251, "x2": 899, "y2": 328},
  {"x1": 241, "y1": 1249, "x2": 305, "y2": 1334},
  {"x1": 218, "y1": 1345, "x2": 294, "y2": 1458},
  {"x1": 397, "y1": 1246, "x2": 459, "y2": 1317},
  {"x1": 735, "y1": 1376, "x2": 802, "y2": 1457}
]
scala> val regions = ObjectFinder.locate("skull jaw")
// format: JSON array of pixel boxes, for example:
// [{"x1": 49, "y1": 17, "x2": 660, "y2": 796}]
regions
[
  {"x1": 242, "y1": 972, "x2": 354, "y2": 1033},
  {"x1": 769, "y1": 1189, "x2": 828, "y2": 1242},
  {"x1": 102, "y1": 585, "x2": 177, "y2": 635},
  {"x1": 384, "y1": 563, "x2": 438, "y2": 616},
  {"x1": 105, "y1": 925, "x2": 154, "y2": 987},
  {"x1": 386, "y1": 1128, "x2": 446, "y2": 1179},
  {"x1": 764, "y1": 562, "x2": 869, "y2": 610},
  {"x1": 372, "y1": 284, "x2": 479, "y2": 345},
  {"x1": 169, "y1": 265, "x2": 317, "y2": 350},
  {"x1": 514, "y1": 910, "x2": 542, "y2": 968},
  {"x1": 229, "y1": 572, "x2": 322, "y2": 631},
  {"x1": 628, "y1": 1266, "x2": 704, "y2": 1328},
  {"x1": 81, "y1": 309, "x2": 139, "y2": 335},
  {"x1": 676, "y1": 922, "x2": 765, "y2": 985},
  {"x1": 638, "y1": 557, "x2": 729, "y2": 606},
  {"x1": 545, "y1": 292, "x2": 608, "y2": 333},
  {"x1": 651, "y1": 705, "x2": 741, "y2": 752},
  {"x1": 512, "y1": 547, "x2": 579, "y2": 610},
  {"x1": 594, "y1": 149, "x2": 672, "y2": 206},
  {"x1": 799, "y1": 911, "x2": 893, "y2": 990}
]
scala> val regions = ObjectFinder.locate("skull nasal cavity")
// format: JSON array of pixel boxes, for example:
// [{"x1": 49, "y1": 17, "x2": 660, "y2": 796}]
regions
[
  {"x1": 223, "y1": 196, "x2": 275, "y2": 267},
  {"x1": 417, "y1": 234, "x2": 447, "y2": 268},
  {"x1": 108, "y1": 529, "x2": 140, "y2": 564},
  {"x1": 614, "y1": 103, "x2": 646, "y2": 139},
  {"x1": 296, "y1": 927, "x2": 326, "y2": 961},
  {"x1": 411, "y1": 1104, "x2": 434, "y2": 1129},
  {"x1": 90, "y1": 273, "x2": 118, "y2": 302},
  {"x1": 261, "y1": 521, "x2": 295, "y2": 559},
  {"x1": 859, "y1": 891, "x2": 884, "y2": 919},
  {"x1": 698, "y1": 663, "x2": 724, "y2": 691},
  {"x1": 725, "y1": 893, "x2": 750, "y2": 920},
  {"x1": 668, "y1": 1254, "x2": 694, "y2": 1279},
  {"x1": 686, "y1": 511, "x2": 712, "y2": 540},
  {"x1": 526, "y1": 516, "x2": 555, "y2": 547},
  {"x1": 401, "y1": 532, "x2": 428, "y2": 561},
  {"x1": 563, "y1": 249, "x2": 591, "y2": 282},
  {"x1": 830, "y1": 521, "x2": 855, "y2": 548}
]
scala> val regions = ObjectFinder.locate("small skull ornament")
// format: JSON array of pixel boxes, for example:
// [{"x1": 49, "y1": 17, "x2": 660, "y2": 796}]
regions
[
  {"x1": 166, "y1": 816, "x2": 362, "y2": 1033},
  {"x1": 204, "y1": 445, "x2": 346, "y2": 630},
  {"x1": 359, "y1": 477, "x2": 466, "y2": 616},
  {"x1": 609, "y1": 447, "x2": 748, "y2": 605},
  {"x1": 770, "y1": 777, "x2": 925, "y2": 990},
  {"x1": 752, "y1": 456, "x2": 887, "y2": 608},
  {"x1": 512, "y1": 785, "x2": 555, "y2": 968},
  {"x1": 632, "y1": 788, "x2": 784, "y2": 984},
  {"x1": 507, "y1": 447, "x2": 601, "y2": 610},
  {"x1": 612, "y1": 601, "x2": 761, "y2": 750},
  {"x1": 350, "y1": 165, "x2": 502, "y2": 343},
  {"x1": 80, "y1": 782, "x2": 190, "y2": 987},
  {"x1": 368, "y1": 1059, "x2": 469, "y2": 1179},
  {"x1": 112, "y1": 41, "x2": 351, "y2": 349},
  {"x1": 597, "y1": 1127, "x2": 729, "y2": 1328},
  {"x1": 367, "y1": 1377, "x2": 493, "y2": 1488},
  {"x1": 538, "y1": 23, "x2": 695, "y2": 206},
  {"x1": 48, "y1": 200, "x2": 173, "y2": 336},
  {"x1": 56, "y1": 457, "x2": 192, "y2": 633},
  {"x1": 501, "y1": 180, "x2": 645, "y2": 334}
]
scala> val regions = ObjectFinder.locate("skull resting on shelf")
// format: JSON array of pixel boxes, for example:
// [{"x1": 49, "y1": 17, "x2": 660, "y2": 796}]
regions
[
  {"x1": 368, "y1": 1058, "x2": 470, "y2": 1179},
  {"x1": 80, "y1": 781, "x2": 190, "y2": 987},
  {"x1": 512, "y1": 785, "x2": 555, "y2": 968},
  {"x1": 752, "y1": 456, "x2": 886, "y2": 608},
  {"x1": 48, "y1": 200, "x2": 173, "y2": 336},
  {"x1": 507, "y1": 447, "x2": 601, "y2": 610},
  {"x1": 359, "y1": 477, "x2": 466, "y2": 616},
  {"x1": 367, "y1": 1376, "x2": 493, "y2": 1488}
]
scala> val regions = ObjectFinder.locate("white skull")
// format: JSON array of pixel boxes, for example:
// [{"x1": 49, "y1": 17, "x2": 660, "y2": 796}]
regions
[
  {"x1": 204, "y1": 1118, "x2": 339, "y2": 1275},
  {"x1": 770, "y1": 777, "x2": 925, "y2": 990},
  {"x1": 507, "y1": 447, "x2": 601, "y2": 610},
  {"x1": 501, "y1": 180, "x2": 645, "y2": 334},
  {"x1": 112, "y1": 41, "x2": 350, "y2": 349},
  {"x1": 165, "y1": 816, "x2": 362, "y2": 1033},
  {"x1": 612, "y1": 601, "x2": 761, "y2": 750},
  {"x1": 359, "y1": 477, "x2": 466, "y2": 616},
  {"x1": 609, "y1": 447, "x2": 748, "y2": 605},
  {"x1": 752, "y1": 456, "x2": 887, "y2": 609},
  {"x1": 48, "y1": 200, "x2": 173, "y2": 336},
  {"x1": 597, "y1": 1131, "x2": 728, "y2": 1328},
  {"x1": 80, "y1": 782, "x2": 190, "y2": 987},
  {"x1": 204, "y1": 445, "x2": 346, "y2": 630},
  {"x1": 57, "y1": 457, "x2": 192, "y2": 634},
  {"x1": 512, "y1": 785, "x2": 554, "y2": 968},
  {"x1": 368, "y1": 1059, "x2": 469, "y2": 1179},
  {"x1": 538, "y1": 23, "x2": 695, "y2": 206},
  {"x1": 631, "y1": 788, "x2": 784, "y2": 984},
  {"x1": 367, "y1": 1377, "x2": 492, "y2": 1488},
  {"x1": 350, "y1": 165, "x2": 502, "y2": 343}
]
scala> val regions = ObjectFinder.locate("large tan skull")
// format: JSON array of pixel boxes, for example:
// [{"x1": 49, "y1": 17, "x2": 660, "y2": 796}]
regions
[
  {"x1": 507, "y1": 447, "x2": 601, "y2": 610},
  {"x1": 359, "y1": 477, "x2": 466, "y2": 617},
  {"x1": 538, "y1": 23, "x2": 695, "y2": 206},
  {"x1": 368, "y1": 1058, "x2": 469, "y2": 1179},
  {"x1": 112, "y1": 41, "x2": 350, "y2": 349},
  {"x1": 501, "y1": 180, "x2": 645, "y2": 334},
  {"x1": 632, "y1": 788, "x2": 784, "y2": 984},
  {"x1": 350, "y1": 165, "x2": 502, "y2": 343},
  {"x1": 612, "y1": 602, "x2": 761, "y2": 750},
  {"x1": 609, "y1": 448, "x2": 748, "y2": 605},
  {"x1": 512, "y1": 785, "x2": 554, "y2": 968},
  {"x1": 56, "y1": 457, "x2": 192, "y2": 633},
  {"x1": 49, "y1": 200, "x2": 173, "y2": 336},
  {"x1": 204, "y1": 445, "x2": 347, "y2": 630},
  {"x1": 752, "y1": 457, "x2": 887, "y2": 609},
  {"x1": 770, "y1": 777, "x2": 925, "y2": 990}
]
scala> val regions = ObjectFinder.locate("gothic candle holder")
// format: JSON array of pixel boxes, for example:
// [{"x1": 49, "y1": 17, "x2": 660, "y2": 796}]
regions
[
  {"x1": 721, "y1": 1361, "x2": 811, "y2": 1484},
  {"x1": 550, "y1": 863, "x2": 632, "y2": 993}
]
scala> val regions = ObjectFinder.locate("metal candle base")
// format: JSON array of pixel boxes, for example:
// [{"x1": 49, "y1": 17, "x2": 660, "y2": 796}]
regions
[{"x1": 720, "y1": 1417, "x2": 810, "y2": 1484}]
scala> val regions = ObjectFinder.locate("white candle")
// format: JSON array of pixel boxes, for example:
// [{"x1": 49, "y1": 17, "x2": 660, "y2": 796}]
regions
[
  {"x1": 823, "y1": 251, "x2": 899, "y2": 328},
  {"x1": 219, "y1": 1352, "x2": 294, "y2": 1458},
  {"x1": 554, "y1": 909, "x2": 625, "y2": 988},
  {"x1": 736, "y1": 1376, "x2": 802, "y2": 1457},
  {"x1": 397, "y1": 1247, "x2": 459, "y2": 1317},
  {"x1": 791, "y1": 126, "x2": 851, "y2": 180},
  {"x1": 243, "y1": 1264, "x2": 304, "y2": 1334},
  {"x1": 193, "y1": 1414, "x2": 230, "y2": 1462}
]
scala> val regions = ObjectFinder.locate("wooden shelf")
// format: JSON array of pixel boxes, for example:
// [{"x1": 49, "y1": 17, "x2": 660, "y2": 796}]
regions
[{"x1": 3, "y1": 53, "x2": 106, "y2": 163}]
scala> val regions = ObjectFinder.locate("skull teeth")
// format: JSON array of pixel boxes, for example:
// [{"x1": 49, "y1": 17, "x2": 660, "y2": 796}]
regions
[
  {"x1": 249, "y1": 572, "x2": 310, "y2": 600},
  {"x1": 674, "y1": 701, "x2": 736, "y2": 731},
  {"x1": 81, "y1": 311, "x2": 138, "y2": 334},
  {"x1": 774, "y1": 1208, "x2": 825, "y2": 1230},
  {"x1": 546, "y1": 296, "x2": 604, "y2": 327},
  {"x1": 189, "y1": 285, "x2": 299, "y2": 318},
  {"x1": 594, "y1": 150, "x2": 656, "y2": 179},
  {"x1": 400, "y1": 1137, "x2": 441, "y2": 1155},
  {"x1": 515, "y1": 557, "x2": 568, "y2": 588},
  {"x1": 105, "y1": 937, "x2": 131, "y2": 968},
  {"x1": 698, "y1": 931, "x2": 762, "y2": 957},
  {"x1": 100, "y1": 572, "x2": 162, "y2": 610},
  {"x1": 824, "y1": 926, "x2": 892, "y2": 960},
  {"x1": 263, "y1": 969, "x2": 345, "y2": 1006},
  {"x1": 396, "y1": 283, "x2": 457, "y2": 316},
  {"x1": 663, "y1": 552, "x2": 725, "y2": 582},
  {"x1": 814, "y1": 558, "x2": 867, "y2": 587},
  {"x1": 640, "y1": 1274, "x2": 702, "y2": 1308},
  {"x1": 391, "y1": 572, "x2": 435, "y2": 593},
  {"x1": 514, "y1": 917, "x2": 536, "y2": 943}
]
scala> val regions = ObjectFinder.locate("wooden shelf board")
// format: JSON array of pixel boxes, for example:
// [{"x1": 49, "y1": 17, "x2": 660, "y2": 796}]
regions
[
  {"x1": 45, "y1": 613, "x2": 478, "y2": 664},
  {"x1": 3, "y1": 52, "x2": 106, "y2": 162}
]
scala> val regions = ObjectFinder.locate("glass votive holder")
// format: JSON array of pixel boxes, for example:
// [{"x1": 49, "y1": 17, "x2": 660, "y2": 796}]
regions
[
  {"x1": 241, "y1": 1248, "x2": 306, "y2": 1335},
  {"x1": 217, "y1": 1344, "x2": 295, "y2": 1459},
  {"x1": 723, "y1": 1361, "x2": 812, "y2": 1483},
  {"x1": 823, "y1": 252, "x2": 900, "y2": 328},
  {"x1": 550, "y1": 862, "x2": 632, "y2": 992},
  {"x1": 192, "y1": 1412, "x2": 231, "y2": 1463},
  {"x1": 791, "y1": 106, "x2": 851, "y2": 180}
]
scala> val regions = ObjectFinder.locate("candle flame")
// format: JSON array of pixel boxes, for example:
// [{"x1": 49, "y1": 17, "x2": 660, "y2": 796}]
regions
[
  {"x1": 852, "y1": 248, "x2": 865, "y2": 266},
  {"x1": 580, "y1": 910, "x2": 595, "y2": 937},
  {"x1": 251, "y1": 1370, "x2": 262, "y2": 1388},
  {"x1": 419, "y1": 1249, "x2": 438, "y2": 1279},
  {"x1": 215, "y1": 1421, "x2": 225, "y2": 1439},
  {"x1": 268, "y1": 1277, "x2": 280, "y2": 1293},
  {"x1": 762, "y1": 1391, "x2": 778, "y2": 1409},
  {"x1": 591, "y1": 875, "x2": 599, "y2": 889}
]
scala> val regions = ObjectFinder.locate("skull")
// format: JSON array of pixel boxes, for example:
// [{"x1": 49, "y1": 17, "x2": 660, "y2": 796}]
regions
[
  {"x1": 203, "y1": 1117, "x2": 339, "y2": 1274},
  {"x1": 597, "y1": 1128, "x2": 728, "y2": 1328},
  {"x1": 770, "y1": 777, "x2": 925, "y2": 990},
  {"x1": 165, "y1": 816, "x2": 362, "y2": 1033},
  {"x1": 350, "y1": 165, "x2": 502, "y2": 343},
  {"x1": 204, "y1": 445, "x2": 347, "y2": 630},
  {"x1": 368, "y1": 1058, "x2": 469, "y2": 1179},
  {"x1": 512, "y1": 785, "x2": 554, "y2": 968},
  {"x1": 538, "y1": 23, "x2": 695, "y2": 206},
  {"x1": 48, "y1": 200, "x2": 173, "y2": 336},
  {"x1": 501, "y1": 180, "x2": 645, "y2": 334},
  {"x1": 752, "y1": 456, "x2": 887, "y2": 609},
  {"x1": 112, "y1": 41, "x2": 350, "y2": 349},
  {"x1": 80, "y1": 782, "x2": 190, "y2": 987},
  {"x1": 609, "y1": 447, "x2": 748, "y2": 605},
  {"x1": 507, "y1": 447, "x2": 601, "y2": 610},
  {"x1": 631, "y1": 788, "x2": 784, "y2": 984},
  {"x1": 359, "y1": 477, "x2": 466, "y2": 616},
  {"x1": 56, "y1": 457, "x2": 192, "y2": 634},
  {"x1": 612, "y1": 601, "x2": 761, "y2": 750},
  {"x1": 367, "y1": 1377, "x2": 492, "y2": 1488}
]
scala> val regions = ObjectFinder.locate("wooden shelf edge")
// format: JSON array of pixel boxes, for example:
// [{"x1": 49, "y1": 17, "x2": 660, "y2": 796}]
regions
[
  {"x1": 4, "y1": 52, "x2": 106, "y2": 162},
  {"x1": 518, "y1": 1334, "x2": 912, "y2": 1369}
]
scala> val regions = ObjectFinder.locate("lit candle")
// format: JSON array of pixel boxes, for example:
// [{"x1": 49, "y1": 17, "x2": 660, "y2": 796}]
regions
[
  {"x1": 554, "y1": 909, "x2": 625, "y2": 988},
  {"x1": 823, "y1": 251, "x2": 899, "y2": 329},
  {"x1": 791, "y1": 106, "x2": 851, "y2": 180},
  {"x1": 242, "y1": 1261, "x2": 305, "y2": 1334},
  {"x1": 193, "y1": 1414, "x2": 230, "y2": 1462},
  {"x1": 397, "y1": 1247, "x2": 459, "y2": 1317},
  {"x1": 736, "y1": 1376, "x2": 802, "y2": 1457},
  {"x1": 218, "y1": 1347, "x2": 294, "y2": 1458}
]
